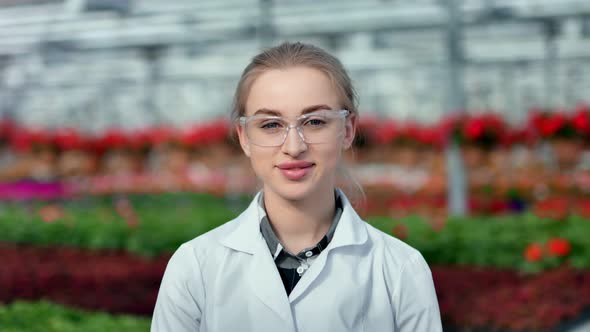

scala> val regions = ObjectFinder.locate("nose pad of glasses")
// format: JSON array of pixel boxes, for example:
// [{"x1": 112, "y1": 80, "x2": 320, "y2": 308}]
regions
[
  {"x1": 295, "y1": 126, "x2": 307, "y2": 143},
  {"x1": 282, "y1": 125, "x2": 307, "y2": 146}
]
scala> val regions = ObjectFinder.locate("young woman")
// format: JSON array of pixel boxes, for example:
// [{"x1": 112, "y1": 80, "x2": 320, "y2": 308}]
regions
[{"x1": 151, "y1": 42, "x2": 442, "y2": 332}]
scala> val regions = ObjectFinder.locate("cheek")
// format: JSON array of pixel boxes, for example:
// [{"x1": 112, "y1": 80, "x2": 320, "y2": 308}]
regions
[
  {"x1": 247, "y1": 148, "x2": 275, "y2": 173},
  {"x1": 314, "y1": 145, "x2": 342, "y2": 170}
]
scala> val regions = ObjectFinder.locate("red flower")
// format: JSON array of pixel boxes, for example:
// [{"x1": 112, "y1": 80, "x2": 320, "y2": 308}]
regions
[
  {"x1": 201, "y1": 119, "x2": 230, "y2": 145},
  {"x1": 147, "y1": 126, "x2": 179, "y2": 146},
  {"x1": 544, "y1": 114, "x2": 567, "y2": 137},
  {"x1": 418, "y1": 124, "x2": 445, "y2": 148},
  {"x1": 181, "y1": 120, "x2": 230, "y2": 147},
  {"x1": 355, "y1": 115, "x2": 382, "y2": 145},
  {"x1": 464, "y1": 118, "x2": 485, "y2": 140},
  {"x1": 446, "y1": 113, "x2": 506, "y2": 148},
  {"x1": 373, "y1": 120, "x2": 397, "y2": 144},
  {"x1": 9, "y1": 127, "x2": 53, "y2": 151},
  {"x1": 376, "y1": 121, "x2": 442, "y2": 147},
  {"x1": 572, "y1": 103, "x2": 590, "y2": 134},
  {"x1": 532, "y1": 198, "x2": 570, "y2": 221},
  {"x1": 97, "y1": 128, "x2": 130, "y2": 152},
  {"x1": 181, "y1": 125, "x2": 205, "y2": 146},
  {"x1": 0, "y1": 119, "x2": 16, "y2": 140},
  {"x1": 502, "y1": 125, "x2": 537, "y2": 146},
  {"x1": 546, "y1": 238, "x2": 571, "y2": 257},
  {"x1": 524, "y1": 243, "x2": 544, "y2": 262},
  {"x1": 573, "y1": 199, "x2": 590, "y2": 219},
  {"x1": 530, "y1": 110, "x2": 577, "y2": 139},
  {"x1": 402, "y1": 122, "x2": 422, "y2": 142},
  {"x1": 9, "y1": 128, "x2": 32, "y2": 151},
  {"x1": 53, "y1": 127, "x2": 89, "y2": 151},
  {"x1": 126, "y1": 128, "x2": 153, "y2": 151}
]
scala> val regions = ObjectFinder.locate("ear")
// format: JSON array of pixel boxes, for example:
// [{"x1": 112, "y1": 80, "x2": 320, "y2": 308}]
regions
[
  {"x1": 235, "y1": 124, "x2": 251, "y2": 157},
  {"x1": 342, "y1": 113, "x2": 357, "y2": 150}
]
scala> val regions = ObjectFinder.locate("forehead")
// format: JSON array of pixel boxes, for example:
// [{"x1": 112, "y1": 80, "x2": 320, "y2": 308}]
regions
[{"x1": 244, "y1": 66, "x2": 341, "y2": 116}]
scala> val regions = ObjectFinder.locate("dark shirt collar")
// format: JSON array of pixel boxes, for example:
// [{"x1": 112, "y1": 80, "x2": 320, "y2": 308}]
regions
[{"x1": 258, "y1": 190, "x2": 343, "y2": 258}]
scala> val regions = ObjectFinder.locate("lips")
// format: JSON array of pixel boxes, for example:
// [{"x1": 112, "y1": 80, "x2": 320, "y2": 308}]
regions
[
  {"x1": 277, "y1": 161, "x2": 314, "y2": 170},
  {"x1": 277, "y1": 161, "x2": 315, "y2": 181}
]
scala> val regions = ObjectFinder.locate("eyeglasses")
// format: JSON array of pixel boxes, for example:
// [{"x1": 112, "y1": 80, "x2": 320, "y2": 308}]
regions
[{"x1": 239, "y1": 109, "x2": 349, "y2": 147}]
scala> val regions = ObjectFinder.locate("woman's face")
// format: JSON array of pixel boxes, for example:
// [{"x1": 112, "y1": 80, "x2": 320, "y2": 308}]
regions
[{"x1": 237, "y1": 66, "x2": 356, "y2": 202}]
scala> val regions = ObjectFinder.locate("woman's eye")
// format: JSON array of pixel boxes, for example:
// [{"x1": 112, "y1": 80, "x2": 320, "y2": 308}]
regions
[
  {"x1": 260, "y1": 121, "x2": 282, "y2": 129},
  {"x1": 305, "y1": 119, "x2": 326, "y2": 126}
]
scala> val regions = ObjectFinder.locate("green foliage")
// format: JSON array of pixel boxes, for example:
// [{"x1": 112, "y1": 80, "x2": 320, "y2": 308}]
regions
[
  {"x1": 0, "y1": 301, "x2": 150, "y2": 332},
  {"x1": 1, "y1": 192, "x2": 589, "y2": 272},
  {"x1": 366, "y1": 212, "x2": 590, "y2": 272},
  {"x1": 0, "y1": 193, "x2": 249, "y2": 257}
]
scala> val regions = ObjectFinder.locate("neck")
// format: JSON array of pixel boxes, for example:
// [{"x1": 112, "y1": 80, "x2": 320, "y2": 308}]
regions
[{"x1": 263, "y1": 186, "x2": 336, "y2": 253}]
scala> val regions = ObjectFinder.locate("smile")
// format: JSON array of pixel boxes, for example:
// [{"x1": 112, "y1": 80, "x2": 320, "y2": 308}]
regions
[{"x1": 277, "y1": 161, "x2": 315, "y2": 181}]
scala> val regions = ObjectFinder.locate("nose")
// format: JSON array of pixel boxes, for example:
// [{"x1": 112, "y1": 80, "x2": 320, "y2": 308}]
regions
[{"x1": 281, "y1": 125, "x2": 307, "y2": 157}]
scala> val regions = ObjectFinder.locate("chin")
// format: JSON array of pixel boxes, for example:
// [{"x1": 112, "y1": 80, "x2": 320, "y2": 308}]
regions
[
  {"x1": 257, "y1": 164, "x2": 335, "y2": 202},
  {"x1": 265, "y1": 179, "x2": 320, "y2": 202},
  {"x1": 271, "y1": 184, "x2": 311, "y2": 202}
]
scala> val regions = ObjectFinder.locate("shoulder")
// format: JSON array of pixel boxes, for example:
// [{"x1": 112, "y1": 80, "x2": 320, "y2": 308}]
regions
[
  {"x1": 362, "y1": 222, "x2": 438, "y2": 309},
  {"x1": 165, "y1": 192, "x2": 262, "y2": 274},
  {"x1": 364, "y1": 222, "x2": 426, "y2": 270},
  {"x1": 159, "y1": 217, "x2": 243, "y2": 293},
  {"x1": 337, "y1": 189, "x2": 426, "y2": 272},
  {"x1": 174, "y1": 216, "x2": 242, "y2": 263},
  {"x1": 362, "y1": 221, "x2": 434, "y2": 296}
]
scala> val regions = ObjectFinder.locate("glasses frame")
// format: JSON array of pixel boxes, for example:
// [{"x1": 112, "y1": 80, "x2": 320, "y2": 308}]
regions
[{"x1": 239, "y1": 109, "x2": 350, "y2": 147}]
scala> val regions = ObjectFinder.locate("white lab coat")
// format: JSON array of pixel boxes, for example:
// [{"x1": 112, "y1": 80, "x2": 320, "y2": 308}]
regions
[{"x1": 151, "y1": 190, "x2": 442, "y2": 332}]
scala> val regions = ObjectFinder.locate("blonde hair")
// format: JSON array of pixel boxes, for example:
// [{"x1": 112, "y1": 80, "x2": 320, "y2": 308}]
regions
[
  {"x1": 231, "y1": 41, "x2": 358, "y2": 121},
  {"x1": 231, "y1": 41, "x2": 366, "y2": 207}
]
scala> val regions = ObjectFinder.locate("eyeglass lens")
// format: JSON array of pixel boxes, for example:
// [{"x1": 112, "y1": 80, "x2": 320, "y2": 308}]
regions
[{"x1": 245, "y1": 112, "x2": 346, "y2": 147}]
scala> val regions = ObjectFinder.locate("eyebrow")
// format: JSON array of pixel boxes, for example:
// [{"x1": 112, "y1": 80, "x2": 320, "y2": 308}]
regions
[{"x1": 253, "y1": 104, "x2": 333, "y2": 116}]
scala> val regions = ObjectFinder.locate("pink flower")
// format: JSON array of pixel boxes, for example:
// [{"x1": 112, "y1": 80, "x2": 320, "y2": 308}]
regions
[{"x1": 38, "y1": 205, "x2": 65, "y2": 223}]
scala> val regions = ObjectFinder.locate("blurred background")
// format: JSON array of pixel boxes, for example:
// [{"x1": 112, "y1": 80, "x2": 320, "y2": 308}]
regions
[{"x1": 1, "y1": 0, "x2": 590, "y2": 331}]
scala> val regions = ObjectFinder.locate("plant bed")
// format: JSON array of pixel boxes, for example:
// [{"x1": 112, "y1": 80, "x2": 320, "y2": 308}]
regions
[
  {"x1": 370, "y1": 213, "x2": 590, "y2": 273},
  {"x1": 2, "y1": 193, "x2": 589, "y2": 272},
  {"x1": 2, "y1": 244, "x2": 590, "y2": 331},
  {"x1": 433, "y1": 266, "x2": 590, "y2": 331},
  {"x1": 0, "y1": 192, "x2": 247, "y2": 257},
  {"x1": 0, "y1": 243, "x2": 170, "y2": 316},
  {"x1": 0, "y1": 300, "x2": 150, "y2": 332}
]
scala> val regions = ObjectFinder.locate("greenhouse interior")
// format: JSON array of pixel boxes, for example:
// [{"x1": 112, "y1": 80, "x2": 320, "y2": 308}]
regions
[{"x1": 1, "y1": 0, "x2": 590, "y2": 331}]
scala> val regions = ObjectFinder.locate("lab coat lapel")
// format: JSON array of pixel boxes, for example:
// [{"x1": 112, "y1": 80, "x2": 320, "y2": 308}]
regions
[
  {"x1": 288, "y1": 189, "x2": 369, "y2": 303},
  {"x1": 220, "y1": 192, "x2": 295, "y2": 326},
  {"x1": 249, "y1": 237, "x2": 295, "y2": 326}
]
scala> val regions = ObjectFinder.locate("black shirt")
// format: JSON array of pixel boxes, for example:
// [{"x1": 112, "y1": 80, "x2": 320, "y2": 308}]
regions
[{"x1": 258, "y1": 191, "x2": 343, "y2": 295}]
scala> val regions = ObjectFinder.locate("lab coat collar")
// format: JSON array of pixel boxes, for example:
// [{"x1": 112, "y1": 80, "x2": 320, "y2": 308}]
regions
[
  {"x1": 219, "y1": 191, "x2": 264, "y2": 255},
  {"x1": 329, "y1": 188, "x2": 369, "y2": 250},
  {"x1": 220, "y1": 188, "x2": 368, "y2": 254},
  {"x1": 219, "y1": 189, "x2": 368, "y2": 326}
]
